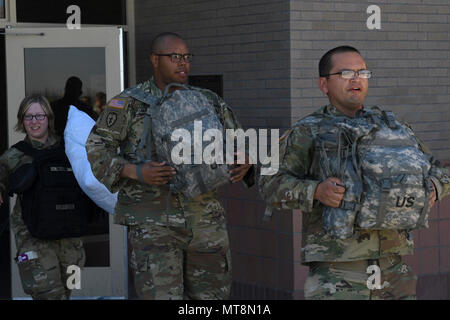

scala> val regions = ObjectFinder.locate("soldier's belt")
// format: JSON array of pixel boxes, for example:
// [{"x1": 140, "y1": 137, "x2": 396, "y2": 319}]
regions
[{"x1": 309, "y1": 255, "x2": 402, "y2": 272}]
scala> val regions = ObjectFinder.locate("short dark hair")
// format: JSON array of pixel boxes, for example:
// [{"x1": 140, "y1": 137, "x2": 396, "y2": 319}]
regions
[
  {"x1": 151, "y1": 32, "x2": 184, "y2": 53},
  {"x1": 319, "y1": 46, "x2": 361, "y2": 77}
]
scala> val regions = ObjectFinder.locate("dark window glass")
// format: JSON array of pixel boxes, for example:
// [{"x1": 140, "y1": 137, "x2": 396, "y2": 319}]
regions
[
  {"x1": 16, "y1": 0, "x2": 126, "y2": 25},
  {"x1": 0, "y1": 0, "x2": 5, "y2": 19},
  {"x1": 123, "y1": 31, "x2": 129, "y2": 88},
  {"x1": 188, "y1": 75, "x2": 223, "y2": 98}
]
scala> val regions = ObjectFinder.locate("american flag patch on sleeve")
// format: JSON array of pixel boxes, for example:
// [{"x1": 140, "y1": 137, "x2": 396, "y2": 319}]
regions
[{"x1": 108, "y1": 99, "x2": 126, "y2": 109}]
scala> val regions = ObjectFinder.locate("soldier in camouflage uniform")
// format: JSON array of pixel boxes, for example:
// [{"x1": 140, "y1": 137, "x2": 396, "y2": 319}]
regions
[
  {"x1": 0, "y1": 95, "x2": 85, "y2": 300},
  {"x1": 259, "y1": 46, "x2": 450, "y2": 300},
  {"x1": 86, "y1": 32, "x2": 254, "y2": 300}
]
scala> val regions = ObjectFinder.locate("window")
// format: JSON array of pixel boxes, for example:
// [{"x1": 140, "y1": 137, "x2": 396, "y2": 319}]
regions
[
  {"x1": 0, "y1": 0, "x2": 5, "y2": 19},
  {"x1": 188, "y1": 75, "x2": 223, "y2": 98}
]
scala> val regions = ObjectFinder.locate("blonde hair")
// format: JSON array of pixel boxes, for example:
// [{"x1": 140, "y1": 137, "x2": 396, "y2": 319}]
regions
[{"x1": 15, "y1": 95, "x2": 55, "y2": 136}]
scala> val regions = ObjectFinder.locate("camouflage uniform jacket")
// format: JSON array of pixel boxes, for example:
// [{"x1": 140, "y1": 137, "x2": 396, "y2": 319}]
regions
[
  {"x1": 259, "y1": 104, "x2": 450, "y2": 264},
  {"x1": 0, "y1": 136, "x2": 62, "y2": 240},
  {"x1": 86, "y1": 78, "x2": 255, "y2": 227}
]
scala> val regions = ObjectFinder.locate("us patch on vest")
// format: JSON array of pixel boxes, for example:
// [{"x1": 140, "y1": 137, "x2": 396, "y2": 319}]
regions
[
  {"x1": 108, "y1": 99, "x2": 126, "y2": 110},
  {"x1": 106, "y1": 112, "x2": 118, "y2": 127}
]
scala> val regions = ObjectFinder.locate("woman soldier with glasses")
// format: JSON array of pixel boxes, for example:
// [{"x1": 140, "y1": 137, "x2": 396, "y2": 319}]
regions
[{"x1": 0, "y1": 95, "x2": 85, "y2": 299}]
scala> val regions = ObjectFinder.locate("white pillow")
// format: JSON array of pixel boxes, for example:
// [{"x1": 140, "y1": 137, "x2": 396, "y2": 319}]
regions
[{"x1": 64, "y1": 105, "x2": 117, "y2": 215}]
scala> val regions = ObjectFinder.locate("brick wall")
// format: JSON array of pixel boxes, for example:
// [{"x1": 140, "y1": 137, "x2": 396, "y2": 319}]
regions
[
  {"x1": 134, "y1": 0, "x2": 295, "y2": 299},
  {"x1": 290, "y1": 0, "x2": 450, "y2": 299},
  {"x1": 402, "y1": 195, "x2": 450, "y2": 299},
  {"x1": 290, "y1": 0, "x2": 450, "y2": 161}
]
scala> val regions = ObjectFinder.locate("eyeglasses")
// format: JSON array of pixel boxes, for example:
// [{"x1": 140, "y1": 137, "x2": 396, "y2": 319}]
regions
[
  {"x1": 24, "y1": 114, "x2": 47, "y2": 121},
  {"x1": 154, "y1": 53, "x2": 194, "y2": 63},
  {"x1": 323, "y1": 69, "x2": 372, "y2": 79}
]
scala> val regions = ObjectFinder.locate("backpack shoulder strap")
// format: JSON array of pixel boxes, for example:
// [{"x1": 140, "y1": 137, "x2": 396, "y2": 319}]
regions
[
  {"x1": 122, "y1": 87, "x2": 160, "y2": 113},
  {"x1": 369, "y1": 106, "x2": 398, "y2": 129},
  {"x1": 121, "y1": 86, "x2": 161, "y2": 163},
  {"x1": 161, "y1": 82, "x2": 189, "y2": 98},
  {"x1": 382, "y1": 110, "x2": 398, "y2": 129}
]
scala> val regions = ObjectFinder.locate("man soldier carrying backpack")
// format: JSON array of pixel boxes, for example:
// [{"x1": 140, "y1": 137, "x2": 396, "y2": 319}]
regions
[
  {"x1": 259, "y1": 46, "x2": 450, "y2": 299},
  {"x1": 86, "y1": 32, "x2": 254, "y2": 300}
]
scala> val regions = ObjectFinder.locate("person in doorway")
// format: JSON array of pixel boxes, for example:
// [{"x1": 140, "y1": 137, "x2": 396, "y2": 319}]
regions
[
  {"x1": 0, "y1": 95, "x2": 85, "y2": 299},
  {"x1": 93, "y1": 92, "x2": 107, "y2": 117},
  {"x1": 80, "y1": 96, "x2": 93, "y2": 109},
  {"x1": 51, "y1": 76, "x2": 97, "y2": 137}
]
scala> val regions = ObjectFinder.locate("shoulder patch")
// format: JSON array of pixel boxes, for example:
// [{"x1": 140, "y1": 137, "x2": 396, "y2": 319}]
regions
[
  {"x1": 106, "y1": 112, "x2": 118, "y2": 127},
  {"x1": 108, "y1": 99, "x2": 127, "y2": 110}
]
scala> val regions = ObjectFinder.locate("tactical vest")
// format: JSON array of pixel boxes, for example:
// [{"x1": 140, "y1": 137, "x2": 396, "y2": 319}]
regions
[
  {"x1": 9, "y1": 141, "x2": 91, "y2": 240},
  {"x1": 122, "y1": 83, "x2": 230, "y2": 199},
  {"x1": 311, "y1": 107, "x2": 433, "y2": 239}
]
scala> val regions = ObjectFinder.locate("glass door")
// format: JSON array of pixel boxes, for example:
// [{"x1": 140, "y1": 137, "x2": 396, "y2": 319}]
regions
[{"x1": 5, "y1": 26, "x2": 126, "y2": 298}]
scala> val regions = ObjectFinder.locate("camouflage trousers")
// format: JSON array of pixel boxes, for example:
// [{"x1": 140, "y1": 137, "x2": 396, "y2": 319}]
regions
[
  {"x1": 128, "y1": 221, "x2": 232, "y2": 300},
  {"x1": 14, "y1": 233, "x2": 85, "y2": 300},
  {"x1": 304, "y1": 255, "x2": 417, "y2": 300}
]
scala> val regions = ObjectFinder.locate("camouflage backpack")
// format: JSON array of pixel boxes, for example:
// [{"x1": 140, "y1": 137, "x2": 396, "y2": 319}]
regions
[
  {"x1": 311, "y1": 107, "x2": 433, "y2": 239},
  {"x1": 122, "y1": 82, "x2": 230, "y2": 198}
]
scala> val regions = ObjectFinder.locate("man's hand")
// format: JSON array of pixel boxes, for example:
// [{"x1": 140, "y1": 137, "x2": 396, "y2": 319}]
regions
[
  {"x1": 140, "y1": 162, "x2": 176, "y2": 185},
  {"x1": 0, "y1": 193, "x2": 3, "y2": 206},
  {"x1": 121, "y1": 162, "x2": 176, "y2": 185},
  {"x1": 429, "y1": 181, "x2": 437, "y2": 209},
  {"x1": 314, "y1": 177, "x2": 346, "y2": 208},
  {"x1": 229, "y1": 152, "x2": 252, "y2": 183}
]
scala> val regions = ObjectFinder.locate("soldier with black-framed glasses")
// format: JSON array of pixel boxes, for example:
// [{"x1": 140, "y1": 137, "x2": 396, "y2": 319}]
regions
[{"x1": 153, "y1": 52, "x2": 194, "y2": 64}]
